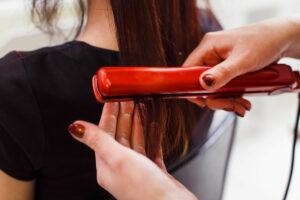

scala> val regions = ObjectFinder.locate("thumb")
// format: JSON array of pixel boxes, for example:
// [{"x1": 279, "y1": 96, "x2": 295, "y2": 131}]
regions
[
  {"x1": 68, "y1": 120, "x2": 120, "y2": 160},
  {"x1": 200, "y1": 57, "x2": 244, "y2": 90}
]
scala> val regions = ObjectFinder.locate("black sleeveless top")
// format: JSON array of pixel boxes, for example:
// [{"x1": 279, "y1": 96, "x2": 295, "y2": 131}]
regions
[{"x1": 0, "y1": 11, "x2": 220, "y2": 200}]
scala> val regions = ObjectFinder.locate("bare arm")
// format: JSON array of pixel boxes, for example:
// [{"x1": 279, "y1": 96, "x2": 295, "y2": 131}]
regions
[{"x1": 0, "y1": 170, "x2": 35, "y2": 200}]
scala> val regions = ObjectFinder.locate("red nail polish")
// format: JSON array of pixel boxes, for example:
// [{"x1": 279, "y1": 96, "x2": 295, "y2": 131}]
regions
[
  {"x1": 202, "y1": 74, "x2": 215, "y2": 87},
  {"x1": 68, "y1": 123, "x2": 85, "y2": 138}
]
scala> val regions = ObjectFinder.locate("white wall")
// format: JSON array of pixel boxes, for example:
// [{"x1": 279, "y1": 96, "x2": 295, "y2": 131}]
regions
[
  {"x1": 211, "y1": 0, "x2": 300, "y2": 28},
  {"x1": 0, "y1": 0, "x2": 78, "y2": 57}
]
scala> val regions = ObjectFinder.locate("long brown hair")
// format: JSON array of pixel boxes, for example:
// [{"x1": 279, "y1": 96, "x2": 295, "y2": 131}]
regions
[{"x1": 31, "y1": 0, "x2": 215, "y2": 161}]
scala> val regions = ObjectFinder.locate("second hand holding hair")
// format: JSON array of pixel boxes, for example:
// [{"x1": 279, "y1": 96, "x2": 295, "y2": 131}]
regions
[{"x1": 68, "y1": 102, "x2": 197, "y2": 200}]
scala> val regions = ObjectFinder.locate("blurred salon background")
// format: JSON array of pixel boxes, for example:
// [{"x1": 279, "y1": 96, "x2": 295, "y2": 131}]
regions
[{"x1": 0, "y1": 0, "x2": 300, "y2": 199}]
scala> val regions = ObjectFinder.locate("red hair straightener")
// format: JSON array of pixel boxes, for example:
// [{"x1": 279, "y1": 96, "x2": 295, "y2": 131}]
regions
[
  {"x1": 92, "y1": 64, "x2": 300, "y2": 102},
  {"x1": 93, "y1": 63, "x2": 300, "y2": 200}
]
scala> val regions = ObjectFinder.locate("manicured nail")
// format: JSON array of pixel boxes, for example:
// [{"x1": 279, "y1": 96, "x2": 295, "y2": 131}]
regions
[
  {"x1": 202, "y1": 74, "x2": 215, "y2": 87},
  {"x1": 68, "y1": 123, "x2": 85, "y2": 138}
]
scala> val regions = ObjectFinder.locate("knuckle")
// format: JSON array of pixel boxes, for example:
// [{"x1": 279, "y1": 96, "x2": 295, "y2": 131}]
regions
[
  {"x1": 120, "y1": 112, "x2": 132, "y2": 119},
  {"x1": 201, "y1": 33, "x2": 214, "y2": 48},
  {"x1": 108, "y1": 114, "x2": 117, "y2": 122},
  {"x1": 216, "y1": 64, "x2": 232, "y2": 78}
]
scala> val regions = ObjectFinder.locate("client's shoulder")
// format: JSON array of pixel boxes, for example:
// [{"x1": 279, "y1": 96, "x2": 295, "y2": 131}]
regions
[
  {"x1": 0, "y1": 41, "x2": 77, "y2": 67},
  {"x1": 15, "y1": 41, "x2": 80, "y2": 62}
]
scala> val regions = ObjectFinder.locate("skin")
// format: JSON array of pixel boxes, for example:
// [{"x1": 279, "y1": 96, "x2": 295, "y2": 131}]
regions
[
  {"x1": 73, "y1": 12, "x2": 300, "y2": 200},
  {"x1": 5, "y1": 1, "x2": 298, "y2": 199},
  {"x1": 70, "y1": 102, "x2": 197, "y2": 200},
  {"x1": 184, "y1": 15, "x2": 300, "y2": 91},
  {"x1": 80, "y1": 0, "x2": 118, "y2": 51},
  {"x1": 0, "y1": 1, "x2": 117, "y2": 199},
  {"x1": 0, "y1": 0, "x2": 247, "y2": 198},
  {"x1": 0, "y1": 0, "x2": 196, "y2": 199},
  {"x1": 80, "y1": 0, "x2": 251, "y2": 117},
  {"x1": 0, "y1": 170, "x2": 35, "y2": 200}
]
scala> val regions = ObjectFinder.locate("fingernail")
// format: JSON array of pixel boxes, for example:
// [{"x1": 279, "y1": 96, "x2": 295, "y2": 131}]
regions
[
  {"x1": 68, "y1": 123, "x2": 85, "y2": 138},
  {"x1": 236, "y1": 113, "x2": 245, "y2": 118},
  {"x1": 202, "y1": 74, "x2": 215, "y2": 87}
]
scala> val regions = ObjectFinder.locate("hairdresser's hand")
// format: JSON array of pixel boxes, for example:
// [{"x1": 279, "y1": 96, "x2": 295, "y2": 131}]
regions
[
  {"x1": 184, "y1": 15, "x2": 300, "y2": 90},
  {"x1": 68, "y1": 102, "x2": 197, "y2": 200},
  {"x1": 189, "y1": 97, "x2": 251, "y2": 117}
]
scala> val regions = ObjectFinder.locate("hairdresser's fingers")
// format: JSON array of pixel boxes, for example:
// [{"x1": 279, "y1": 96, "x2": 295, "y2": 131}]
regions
[
  {"x1": 98, "y1": 102, "x2": 120, "y2": 138},
  {"x1": 234, "y1": 98, "x2": 252, "y2": 111},
  {"x1": 232, "y1": 103, "x2": 246, "y2": 117},
  {"x1": 69, "y1": 120, "x2": 131, "y2": 189},
  {"x1": 183, "y1": 37, "x2": 244, "y2": 90},
  {"x1": 205, "y1": 98, "x2": 233, "y2": 111},
  {"x1": 69, "y1": 120, "x2": 121, "y2": 159},
  {"x1": 205, "y1": 98, "x2": 249, "y2": 117},
  {"x1": 116, "y1": 101, "x2": 135, "y2": 147},
  {"x1": 188, "y1": 98, "x2": 206, "y2": 108},
  {"x1": 200, "y1": 56, "x2": 248, "y2": 90},
  {"x1": 190, "y1": 46, "x2": 223, "y2": 66},
  {"x1": 69, "y1": 120, "x2": 137, "y2": 174},
  {"x1": 183, "y1": 47, "x2": 205, "y2": 66},
  {"x1": 131, "y1": 106, "x2": 146, "y2": 156},
  {"x1": 183, "y1": 34, "x2": 219, "y2": 66}
]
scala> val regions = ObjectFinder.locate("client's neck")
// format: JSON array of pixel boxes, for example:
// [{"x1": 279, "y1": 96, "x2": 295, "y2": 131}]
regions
[{"x1": 79, "y1": 0, "x2": 118, "y2": 51}]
